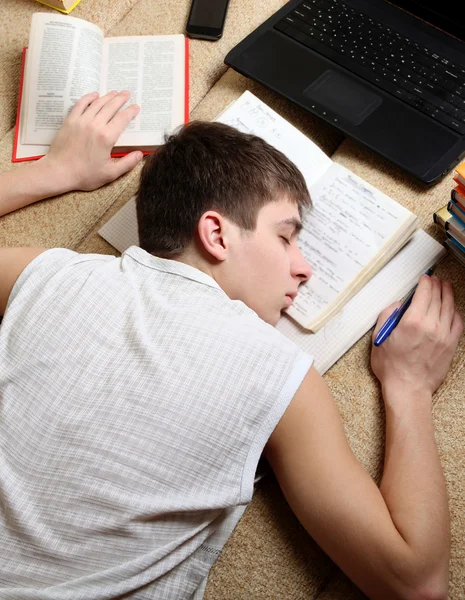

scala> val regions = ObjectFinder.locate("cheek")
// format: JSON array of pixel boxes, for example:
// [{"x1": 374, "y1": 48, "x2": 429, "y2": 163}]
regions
[
  {"x1": 243, "y1": 241, "x2": 289, "y2": 296},
  {"x1": 263, "y1": 255, "x2": 290, "y2": 297}
]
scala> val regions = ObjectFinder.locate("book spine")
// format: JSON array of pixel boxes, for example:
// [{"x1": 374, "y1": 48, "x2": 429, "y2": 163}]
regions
[
  {"x1": 445, "y1": 231, "x2": 465, "y2": 255},
  {"x1": 451, "y1": 187, "x2": 465, "y2": 211},
  {"x1": 454, "y1": 160, "x2": 465, "y2": 181},
  {"x1": 445, "y1": 212, "x2": 465, "y2": 240},
  {"x1": 452, "y1": 175, "x2": 465, "y2": 193},
  {"x1": 454, "y1": 162, "x2": 465, "y2": 190},
  {"x1": 448, "y1": 199, "x2": 465, "y2": 228},
  {"x1": 444, "y1": 239, "x2": 465, "y2": 267},
  {"x1": 433, "y1": 204, "x2": 451, "y2": 230},
  {"x1": 446, "y1": 214, "x2": 465, "y2": 232}
]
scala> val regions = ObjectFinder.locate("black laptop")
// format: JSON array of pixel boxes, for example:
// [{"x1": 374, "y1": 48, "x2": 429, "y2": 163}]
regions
[{"x1": 225, "y1": 1, "x2": 465, "y2": 185}]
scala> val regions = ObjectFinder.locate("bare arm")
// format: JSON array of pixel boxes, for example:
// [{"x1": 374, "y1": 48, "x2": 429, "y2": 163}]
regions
[
  {"x1": 0, "y1": 248, "x2": 48, "y2": 315},
  {"x1": 371, "y1": 274, "x2": 463, "y2": 593},
  {"x1": 265, "y1": 275, "x2": 462, "y2": 600},
  {"x1": 0, "y1": 90, "x2": 143, "y2": 217},
  {"x1": 0, "y1": 90, "x2": 144, "y2": 313}
]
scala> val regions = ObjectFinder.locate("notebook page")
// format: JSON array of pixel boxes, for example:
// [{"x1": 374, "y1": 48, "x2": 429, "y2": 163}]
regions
[
  {"x1": 214, "y1": 90, "x2": 332, "y2": 188},
  {"x1": 98, "y1": 196, "x2": 139, "y2": 253},
  {"x1": 276, "y1": 229, "x2": 446, "y2": 375},
  {"x1": 286, "y1": 162, "x2": 416, "y2": 330}
]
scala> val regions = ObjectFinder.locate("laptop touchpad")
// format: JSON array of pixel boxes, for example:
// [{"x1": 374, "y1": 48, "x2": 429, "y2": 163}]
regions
[{"x1": 304, "y1": 70, "x2": 382, "y2": 125}]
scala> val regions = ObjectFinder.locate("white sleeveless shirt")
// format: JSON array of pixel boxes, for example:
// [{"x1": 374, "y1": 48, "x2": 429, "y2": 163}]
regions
[{"x1": 0, "y1": 246, "x2": 313, "y2": 599}]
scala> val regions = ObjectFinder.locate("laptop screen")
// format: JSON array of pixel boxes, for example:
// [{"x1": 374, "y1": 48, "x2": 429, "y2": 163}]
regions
[{"x1": 389, "y1": 1, "x2": 465, "y2": 43}]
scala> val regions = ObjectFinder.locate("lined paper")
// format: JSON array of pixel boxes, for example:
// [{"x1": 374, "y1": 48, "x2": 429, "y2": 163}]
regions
[
  {"x1": 287, "y1": 163, "x2": 415, "y2": 327},
  {"x1": 215, "y1": 90, "x2": 332, "y2": 188},
  {"x1": 276, "y1": 230, "x2": 446, "y2": 374},
  {"x1": 98, "y1": 196, "x2": 139, "y2": 253}
]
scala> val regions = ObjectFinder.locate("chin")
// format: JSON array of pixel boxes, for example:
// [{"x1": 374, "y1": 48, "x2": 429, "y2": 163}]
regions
[
  {"x1": 268, "y1": 313, "x2": 281, "y2": 327},
  {"x1": 254, "y1": 306, "x2": 281, "y2": 327}
]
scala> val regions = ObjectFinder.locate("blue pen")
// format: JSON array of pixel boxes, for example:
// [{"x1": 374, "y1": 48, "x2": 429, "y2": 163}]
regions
[{"x1": 374, "y1": 267, "x2": 435, "y2": 347}]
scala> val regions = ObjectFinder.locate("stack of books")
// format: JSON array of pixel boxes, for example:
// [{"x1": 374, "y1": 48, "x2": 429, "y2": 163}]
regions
[{"x1": 433, "y1": 161, "x2": 465, "y2": 267}]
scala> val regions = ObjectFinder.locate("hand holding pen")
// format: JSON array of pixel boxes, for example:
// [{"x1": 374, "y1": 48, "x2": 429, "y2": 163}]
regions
[
  {"x1": 371, "y1": 270, "x2": 463, "y2": 399},
  {"x1": 374, "y1": 267, "x2": 435, "y2": 346}
]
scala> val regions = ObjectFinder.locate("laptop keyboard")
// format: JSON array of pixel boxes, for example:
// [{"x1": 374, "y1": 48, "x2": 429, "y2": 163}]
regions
[{"x1": 274, "y1": 0, "x2": 465, "y2": 134}]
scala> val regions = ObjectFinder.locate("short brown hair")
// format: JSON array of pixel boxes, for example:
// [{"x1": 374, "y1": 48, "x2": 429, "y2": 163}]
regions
[{"x1": 136, "y1": 120, "x2": 311, "y2": 256}]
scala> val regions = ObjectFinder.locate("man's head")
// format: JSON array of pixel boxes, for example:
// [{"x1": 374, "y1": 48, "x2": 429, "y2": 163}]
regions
[{"x1": 136, "y1": 120, "x2": 312, "y2": 325}]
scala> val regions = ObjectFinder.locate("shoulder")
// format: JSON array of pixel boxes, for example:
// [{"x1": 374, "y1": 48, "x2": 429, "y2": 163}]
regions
[
  {"x1": 2, "y1": 247, "x2": 115, "y2": 316},
  {"x1": 0, "y1": 247, "x2": 52, "y2": 315}
]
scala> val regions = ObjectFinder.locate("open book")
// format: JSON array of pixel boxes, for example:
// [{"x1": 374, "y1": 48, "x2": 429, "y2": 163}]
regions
[
  {"x1": 98, "y1": 91, "x2": 446, "y2": 373},
  {"x1": 13, "y1": 12, "x2": 189, "y2": 162}
]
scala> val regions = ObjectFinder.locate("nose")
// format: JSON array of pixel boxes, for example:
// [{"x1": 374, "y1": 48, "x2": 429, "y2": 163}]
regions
[{"x1": 292, "y1": 246, "x2": 312, "y2": 283}]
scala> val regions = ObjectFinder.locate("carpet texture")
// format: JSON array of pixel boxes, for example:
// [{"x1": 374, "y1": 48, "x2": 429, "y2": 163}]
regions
[{"x1": 0, "y1": 1, "x2": 464, "y2": 598}]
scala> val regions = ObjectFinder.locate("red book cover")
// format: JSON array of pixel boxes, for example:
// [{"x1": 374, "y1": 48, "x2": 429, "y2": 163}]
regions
[{"x1": 12, "y1": 38, "x2": 189, "y2": 163}]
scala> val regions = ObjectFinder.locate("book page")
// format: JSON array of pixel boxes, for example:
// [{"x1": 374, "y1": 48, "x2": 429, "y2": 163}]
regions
[
  {"x1": 23, "y1": 13, "x2": 104, "y2": 145},
  {"x1": 286, "y1": 162, "x2": 415, "y2": 330},
  {"x1": 215, "y1": 90, "x2": 332, "y2": 188},
  {"x1": 13, "y1": 49, "x2": 49, "y2": 161},
  {"x1": 277, "y1": 230, "x2": 446, "y2": 375},
  {"x1": 101, "y1": 35, "x2": 185, "y2": 147}
]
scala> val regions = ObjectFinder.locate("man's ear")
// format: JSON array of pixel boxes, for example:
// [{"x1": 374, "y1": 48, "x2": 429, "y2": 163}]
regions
[{"x1": 197, "y1": 211, "x2": 231, "y2": 261}]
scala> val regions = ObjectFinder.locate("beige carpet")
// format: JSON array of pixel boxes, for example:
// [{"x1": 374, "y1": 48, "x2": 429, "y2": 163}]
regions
[{"x1": 1, "y1": 1, "x2": 464, "y2": 598}]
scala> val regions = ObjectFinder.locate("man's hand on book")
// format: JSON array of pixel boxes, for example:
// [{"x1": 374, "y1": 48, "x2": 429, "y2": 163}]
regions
[
  {"x1": 0, "y1": 91, "x2": 144, "y2": 217},
  {"x1": 42, "y1": 90, "x2": 144, "y2": 192},
  {"x1": 371, "y1": 274, "x2": 463, "y2": 401}
]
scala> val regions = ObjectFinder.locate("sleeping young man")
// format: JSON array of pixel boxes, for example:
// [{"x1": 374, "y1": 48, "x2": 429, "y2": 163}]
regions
[{"x1": 0, "y1": 91, "x2": 462, "y2": 599}]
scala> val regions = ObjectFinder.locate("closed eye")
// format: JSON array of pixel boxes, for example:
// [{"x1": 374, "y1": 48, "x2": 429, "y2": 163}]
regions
[{"x1": 280, "y1": 236, "x2": 291, "y2": 245}]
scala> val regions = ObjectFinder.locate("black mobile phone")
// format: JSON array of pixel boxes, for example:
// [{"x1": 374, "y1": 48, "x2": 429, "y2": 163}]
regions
[{"x1": 185, "y1": 0, "x2": 230, "y2": 41}]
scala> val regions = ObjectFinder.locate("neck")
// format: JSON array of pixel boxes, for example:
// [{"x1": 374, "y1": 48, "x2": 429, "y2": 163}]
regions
[{"x1": 174, "y1": 247, "x2": 218, "y2": 282}]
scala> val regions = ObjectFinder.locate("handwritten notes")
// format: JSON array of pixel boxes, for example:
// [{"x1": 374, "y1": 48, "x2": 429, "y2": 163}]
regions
[
  {"x1": 98, "y1": 90, "x2": 417, "y2": 332},
  {"x1": 288, "y1": 163, "x2": 412, "y2": 324},
  {"x1": 216, "y1": 91, "x2": 332, "y2": 189},
  {"x1": 216, "y1": 91, "x2": 414, "y2": 330}
]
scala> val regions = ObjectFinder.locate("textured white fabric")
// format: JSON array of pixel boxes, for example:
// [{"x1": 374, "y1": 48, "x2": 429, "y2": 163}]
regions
[{"x1": 0, "y1": 246, "x2": 313, "y2": 599}]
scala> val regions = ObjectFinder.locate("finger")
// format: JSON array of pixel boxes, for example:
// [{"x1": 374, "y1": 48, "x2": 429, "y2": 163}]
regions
[
  {"x1": 106, "y1": 103, "x2": 141, "y2": 137},
  {"x1": 426, "y1": 274, "x2": 442, "y2": 320},
  {"x1": 67, "y1": 92, "x2": 99, "y2": 121},
  {"x1": 450, "y1": 310, "x2": 464, "y2": 344},
  {"x1": 439, "y1": 279, "x2": 456, "y2": 328},
  {"x1": 106, "y1": 151, "x2": 144, "y2": 182},
  {"x1": 82, "y1": 90, "x2": 120, "y2": 120},
  {"x1": 372, "y1": 301, "x2": 403, "y2": 339},
  {"x1": 93, "y1": 90, "x2": 132, "y2": 125},
  {"x1": 408, "y1": 273, "x2": 433, "y2": 317}
]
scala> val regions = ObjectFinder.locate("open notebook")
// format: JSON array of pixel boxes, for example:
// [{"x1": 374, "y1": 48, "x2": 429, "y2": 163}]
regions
[{"x1": 98, "y1": 92, "x2": 446, "y2": 374}]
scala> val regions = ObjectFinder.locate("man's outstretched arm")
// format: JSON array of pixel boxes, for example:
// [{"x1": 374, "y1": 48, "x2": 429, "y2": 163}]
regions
[
  {"x1": 265, "y1": 274, "x2": 462, "y2": 600},
  {"x1": 0, "y1": 90, "x2": 143, "y2": 217}
]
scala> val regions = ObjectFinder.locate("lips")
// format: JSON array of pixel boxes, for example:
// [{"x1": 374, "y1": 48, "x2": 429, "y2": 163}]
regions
[{"x1": 283, "y1": 294, "x2": 295, "y2": 308}]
